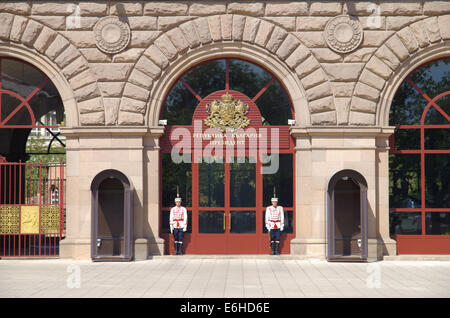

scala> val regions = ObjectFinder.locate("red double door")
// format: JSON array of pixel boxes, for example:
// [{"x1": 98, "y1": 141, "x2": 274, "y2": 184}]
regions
[
  {"x1": 160, "y1": 90, "x2": 295, "y2": 254},
  {"x1": 182, "y1": 153, "x2": 291, "y2": 255}
]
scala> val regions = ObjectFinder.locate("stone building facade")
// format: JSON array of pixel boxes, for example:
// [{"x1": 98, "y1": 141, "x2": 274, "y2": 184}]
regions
[{"x1": 1, "y1": 1, "x2": 449, "y2": 260}]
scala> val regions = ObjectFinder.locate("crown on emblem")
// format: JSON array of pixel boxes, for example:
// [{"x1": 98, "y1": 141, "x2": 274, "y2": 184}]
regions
[{"x1": 221, "y1": 92, "x2": 233, "y2": 103}]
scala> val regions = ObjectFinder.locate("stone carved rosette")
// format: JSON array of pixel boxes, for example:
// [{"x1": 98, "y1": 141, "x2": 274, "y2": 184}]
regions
[
  {"x1": 324, "y1": 15, "x2": 363, "y2": 54},
  {"x1": 94, "y1": 16, "x2": 131, "y2": 54}
]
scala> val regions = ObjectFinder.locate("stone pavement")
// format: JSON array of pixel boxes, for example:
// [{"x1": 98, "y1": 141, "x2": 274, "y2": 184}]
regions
[{"x1": 1, "y1": 258, "x2": 449, "y2": 298}]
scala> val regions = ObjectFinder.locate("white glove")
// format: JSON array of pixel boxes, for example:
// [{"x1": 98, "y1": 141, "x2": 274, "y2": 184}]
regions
[
  {"x1": 281, "y1": 227, "x2": 284, "y2": 232},
  {"x1": 183, "y1": 227, "x2": 187, "y2": 232},
  {"x1": 266, "y1": 227, "x2": 270, "y2": 232},
  {"x1": 170, "y1": 225, "x2": 173, "y2": 233}
]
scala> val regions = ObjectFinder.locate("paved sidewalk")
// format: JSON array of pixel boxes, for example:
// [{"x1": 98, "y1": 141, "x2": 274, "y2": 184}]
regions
[{"x1": 1, "y1": 258, "x2": 449, "y2": 298}]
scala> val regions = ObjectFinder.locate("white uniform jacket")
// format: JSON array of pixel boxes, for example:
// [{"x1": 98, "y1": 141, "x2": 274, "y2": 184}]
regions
[
  {"x1": 170, "y1": 206, "x2": 188, "y2": 232},
  {"x1": 265, "y1": 205, "x2": 285, "y2": 231}
]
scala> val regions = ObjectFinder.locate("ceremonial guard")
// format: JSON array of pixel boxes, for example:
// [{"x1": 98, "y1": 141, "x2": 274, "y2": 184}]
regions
[
  {"x1": 169, "y1": 190, "x2": 188, "y2": 255},
  {"x1": 265, "y1": 190, "x2": 284, "y2": 255}
]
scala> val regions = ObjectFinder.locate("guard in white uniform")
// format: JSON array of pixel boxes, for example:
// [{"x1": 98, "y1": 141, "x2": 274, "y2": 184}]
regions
[
  {"x1": 265, "y1": 197, "x2": 284, "y2": 255},
  {"x1": 170, "y1": 196, "x2": 188, "y2": 255}
]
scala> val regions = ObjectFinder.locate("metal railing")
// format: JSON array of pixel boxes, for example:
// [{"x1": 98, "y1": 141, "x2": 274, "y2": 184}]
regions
[{"x1": 0, "y1": 161, "x2": 66, "y2": 257}]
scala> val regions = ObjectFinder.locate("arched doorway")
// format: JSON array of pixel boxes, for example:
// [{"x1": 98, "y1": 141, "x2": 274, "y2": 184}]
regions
[
  {"x1": 389, "y1": 57, "x2": 450, "y2": 254},
  {"x1": 0, "y1": 57, "x2": 66, "y2": 257},
  {"x1": 327, "y1": 169, "x2": 368, "y2": 261},
  {"x1": 91, "y1": 169, "x2": 133, "y2": 261},
  {"x1": 159, "y1": 58, "x2": 295, "y2": 254}
]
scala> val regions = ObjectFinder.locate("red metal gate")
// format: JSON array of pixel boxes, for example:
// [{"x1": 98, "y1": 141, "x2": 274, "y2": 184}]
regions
[{"x1": 0, "y1": 159, "x2": 65, "y2": 257}]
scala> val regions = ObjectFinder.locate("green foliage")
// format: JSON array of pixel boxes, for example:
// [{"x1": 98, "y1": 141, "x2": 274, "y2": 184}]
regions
[
  {"x1": 25, "y1": 136, "x2": 65, "y2": 198},
  {"x1": 26, "y1": 136, "x2": 65, "y2": 163}
]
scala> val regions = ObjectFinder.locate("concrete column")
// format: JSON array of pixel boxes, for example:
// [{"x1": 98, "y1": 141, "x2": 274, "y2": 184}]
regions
[
  {"x1": 289, "y1": 126, "x2": 397, "y2": 261},
  {"x1": 290, "y1": 128, "x2": 327, "y2": 257},
  {"x1": 143, "y1": 127, "x2": 165, "y2": 256},
  {"x1": 60, "y1": 127, "x2": 148, "y2": 260},
  {"x1": 376, "y1": 132, "x2": 397, "y2": 257}
]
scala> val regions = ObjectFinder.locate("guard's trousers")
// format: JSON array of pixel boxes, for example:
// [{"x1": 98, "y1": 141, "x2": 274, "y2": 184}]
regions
[
  {"x1": 270, "y1": 229, "x2": 281, "y2": 242},
  {"x1": 173, "y1": 228, "x2": 184, "y2": 243}
]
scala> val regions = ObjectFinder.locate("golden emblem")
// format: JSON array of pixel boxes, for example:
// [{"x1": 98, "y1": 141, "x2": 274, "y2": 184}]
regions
[
  {"x1": 204, "y1": 93, "x2": 250, "y2": 132},
  {"x1": 21, "y1": 206, "x2": 40, "y2": 234}
]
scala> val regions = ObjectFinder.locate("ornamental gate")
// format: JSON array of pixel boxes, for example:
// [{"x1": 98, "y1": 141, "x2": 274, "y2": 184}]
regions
[{"x1": 0, "y1": 159, "x2": 65, "y2": 257}]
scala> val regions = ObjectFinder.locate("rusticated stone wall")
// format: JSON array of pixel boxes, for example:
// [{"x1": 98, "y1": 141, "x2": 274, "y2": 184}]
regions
[{"x1": 0, "y1": 1, "x2": 449, "y2": 127}]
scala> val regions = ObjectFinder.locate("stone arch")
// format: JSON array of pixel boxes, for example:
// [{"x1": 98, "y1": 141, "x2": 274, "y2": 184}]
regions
[
  {"x1": 0, "y1": 12, "x2": 105, "y2": 126},
  {"x1": 349, "y1": 15, "x2": 450, "y2": 126},
  {"x1": 118, "y1": 14, "x2": 337, "y2": 126}
]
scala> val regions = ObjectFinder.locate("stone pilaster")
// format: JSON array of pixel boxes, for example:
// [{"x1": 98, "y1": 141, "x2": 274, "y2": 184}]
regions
[{"x1": 143, "y1": 127, "x2": 166, "y2": 256}]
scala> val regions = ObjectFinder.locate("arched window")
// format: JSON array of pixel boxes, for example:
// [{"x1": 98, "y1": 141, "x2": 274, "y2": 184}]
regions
[
  {"x1": 0, "y1": 57, "x2": 65, "y2": 162},
  {"x1": 161, "y1": 58, "x2": 293, "y2": 126},
  {"x1": 389, "y1": 58, "x2": 450, "y2": 254},
  {"x1": 159, "y1": 58, "x2": 295, "y2": 255}
]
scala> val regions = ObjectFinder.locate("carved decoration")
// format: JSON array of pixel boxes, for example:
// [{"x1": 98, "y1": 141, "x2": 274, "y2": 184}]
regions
[
  {"x1": 0, "y1": 206, "x2": 20, "y2": 234},
  {"x1": 94, "y1": 16, "x2": 131, "y2": 54},
  {"x1": 41, "y1": 206, "x2": 60, "y2": 234},
  {"x1": 324, "y1": 15, "x2": 363, "y2": 54},
  {"x1": 20, "y1": 206, "x2": 40, "y2": 234},
  {"x1": 204, "y1": 93, "x2": 250, "y2": 132}
]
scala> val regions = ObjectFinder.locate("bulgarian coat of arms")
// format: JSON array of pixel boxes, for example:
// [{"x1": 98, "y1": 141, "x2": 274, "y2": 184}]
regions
[{"x1": 204, "y1": 93, "x2": 250, "y2": 132}]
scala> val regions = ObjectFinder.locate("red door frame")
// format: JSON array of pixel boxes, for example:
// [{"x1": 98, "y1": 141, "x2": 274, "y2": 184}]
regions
[
  {"x1": 162, "y1": 148, "x2": 295, "y2": 255},
  {"x1": 159, "y1": 58, "x2": 296, "y2": 255}
]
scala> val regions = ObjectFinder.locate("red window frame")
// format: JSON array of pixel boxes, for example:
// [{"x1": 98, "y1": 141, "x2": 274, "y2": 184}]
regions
[
  {"x1": 389, "y1": 65, "x2": 450, "y2": 254},
  {"x1": 0, "y1": 57, "x2": 58, "y2": 129}
]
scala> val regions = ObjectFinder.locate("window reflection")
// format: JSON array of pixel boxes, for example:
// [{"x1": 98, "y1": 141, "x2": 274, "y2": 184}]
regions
[
  {"x1": 426, "y1": 212, "x2": 450, "y2": 235},
  {"x1": 263, "y1": 154, "x2": 293, "y2": 207},
  {"x1": 230, "y1": 157, "x2": 255, "y2": 207},
  {"x1": 256, "y1": 80, "x2": 292, "y2": 125},
  {"x1": 230, "y1": 211, "x2": 256, "y2": 233},
  {"x1": 389, "y1": 59, "x2": 450, "y2": 126},
  {"x1": 199, "y1": 158, "x2": 224, "y2": 207},
  {"x1": 389, "y1": 154, "x2": 421, "y2": 208},
  {"x1": 394, "y1": 129, "x2": 420, "y2": 150},
  {"x1": 199, "y1": 211, "x2": 225, "y2": 233},
  {"x1": 425, "y1": 129, "x2": 450, "y2": 150},
  {"x1": 389, "y1": 212, "x2": 422, "y2": 235},
  {"x1": 0, "y1": 58, "x2": 64, "y2": 127},
  {"x1": 425, "y1": 154, "x2": 450, "y2": 208},
  {"x1": 229, "y1": 59, "x2": 269, "y2": 99},
  {"x1": 424, "y1": 96, "x2": 450, "y2": 125},
  {"x1": 183, "y1": 60, "x2": 226, "y2": 99},
  {"x1": 389, "y1": 58, "x2": 450, "y2": 239},
  {"x1": 161, "y1": 153, "x2": 192, "y2": 207}
]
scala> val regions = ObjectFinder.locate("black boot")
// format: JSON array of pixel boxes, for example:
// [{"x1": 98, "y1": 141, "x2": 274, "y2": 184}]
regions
[
  {"x1": 178, "y1": 243, "x2": 183, "y2": 255},
  {"x1": 270, "y1": 242, "x2": 275, "y2": 255},
  {"x1": 275, "y1": 242, "x2": 280, "y2": 255},
  {"x1": 174, "y1": 241, "x2": 178, "y2": 255}
]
